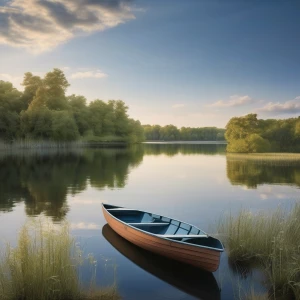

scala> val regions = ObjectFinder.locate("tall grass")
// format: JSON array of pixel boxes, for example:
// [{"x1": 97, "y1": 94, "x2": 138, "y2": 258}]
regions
[
  {"x1": 218, "y1": 204, "x2": 300, "y2": 299},
  {"x1": 0, "y1": 139, "x2": 128, "y2": 151},
  {"x1": 0, "y1": 219, "x2": 120, "y2": 300},
  {"x1": 0, "y1": 140, "x2": 86, "y2": 151}
]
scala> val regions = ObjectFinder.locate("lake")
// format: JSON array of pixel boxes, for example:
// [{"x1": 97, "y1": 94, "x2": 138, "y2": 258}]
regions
[{"x1": 0, "y1": 143, "x2": 299, "y2": 299}]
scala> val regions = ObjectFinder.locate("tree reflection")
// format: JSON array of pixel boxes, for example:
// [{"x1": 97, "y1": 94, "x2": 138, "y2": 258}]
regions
[
  {"x1": 143, "y1": 143, "x2": 226, "y2": 156},
  {"x1": 0, "y1": 147, "x2": 143, "y2": 220},
  {"x1": 226, "y1": 158, "x2": 300, "y2": 188}
]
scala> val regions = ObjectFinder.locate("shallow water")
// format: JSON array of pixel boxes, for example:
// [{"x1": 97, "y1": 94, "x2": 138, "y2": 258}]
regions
[{"x1": 0, "y1": 143, "x2": 299, "y2": 299}]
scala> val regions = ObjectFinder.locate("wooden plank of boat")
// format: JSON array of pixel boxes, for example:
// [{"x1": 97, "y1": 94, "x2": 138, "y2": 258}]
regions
[{"x1": 102, "y1": 203, "x2": 224, "y2": 272}]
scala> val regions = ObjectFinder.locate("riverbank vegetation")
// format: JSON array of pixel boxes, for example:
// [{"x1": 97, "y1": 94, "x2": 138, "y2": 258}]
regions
[
  {"x1": 218, "y1": 204, "x2": 300, "y2": 299},
  {"x1": 0, "y1": 219, "x2": 120, "y2": 300},
  {"x1": 225, "y1": 114, "x2": 300, "y2": 153},
  {"x1": 227, "y1": 153, "x2": 300, "y2": 166},
  {"x1": 0, "y1": 69, "x2": 144, "y2": 147},
  {"x1": 143, "y1": 124, "x2": 225, "y2": 141}
]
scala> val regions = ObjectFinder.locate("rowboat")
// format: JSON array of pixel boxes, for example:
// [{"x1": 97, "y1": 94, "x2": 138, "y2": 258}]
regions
[
  {"x1": 102, "y1": 203, "x2": 224, "y2": 272},
  {"x1": 102, "y1": 224, "x2": 221, "y2": 299}
]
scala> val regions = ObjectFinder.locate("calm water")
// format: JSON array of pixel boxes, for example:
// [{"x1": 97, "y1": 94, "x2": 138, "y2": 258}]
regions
[{"x1": 0, "y1": 144, "x2": 299, "y2": 299}]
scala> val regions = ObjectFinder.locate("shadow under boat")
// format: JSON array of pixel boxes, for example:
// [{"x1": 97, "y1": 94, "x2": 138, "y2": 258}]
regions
[{"x1": 102, "y1": 224, "x2": 221, "y2": 300}]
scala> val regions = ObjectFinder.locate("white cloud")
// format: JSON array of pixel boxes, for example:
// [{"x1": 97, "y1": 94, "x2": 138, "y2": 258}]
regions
[
  {"x1": 257, "y1": 97, "x2": 300, "y2": 114},
  {"x1": 71, "y1": 70, "x2": 108, "y2": 79},
  {"x1": 206, "y1": 95, "x2": 252, "y2": 108},
  {"x1": 0, "y1": 0, "x2": 136, "y2": 53},
  {"x1": 71, "y1": 222, "x2": 100, "y2": 230},
  {"x1": 172, "y1": 104, "x2": 185, "y2": 109}
]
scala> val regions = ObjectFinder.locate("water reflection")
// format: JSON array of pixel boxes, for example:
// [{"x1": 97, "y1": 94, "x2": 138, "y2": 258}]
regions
[
  {"x1": 143, "y1": 143, "x2": 226, "y2": 156},
  {"x1": 0, "y1": 148, "x2": 143, "y2": 220},
  {"x1": 226, "y1": 158, "x2": 300, "y2": 188},
  {"x1": 102, "y1": 224, "x2": 221, "y2": 300},
  {"x1": 1, "y1": 144, "x2": 299, "y2": 221}
]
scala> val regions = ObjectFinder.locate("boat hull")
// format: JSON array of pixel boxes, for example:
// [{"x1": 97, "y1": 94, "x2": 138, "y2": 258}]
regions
[
  {"x1": 102, "y1": 207, "x2": 221, "y2": 272},
  {"x1": 102, "y1": 224, "x2": 221, "y2": 300}
]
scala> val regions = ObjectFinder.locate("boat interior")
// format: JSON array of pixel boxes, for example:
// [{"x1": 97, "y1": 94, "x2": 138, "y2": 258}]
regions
[{"x1": 104, "y1": 204, "x2": 223, "y2": 251}]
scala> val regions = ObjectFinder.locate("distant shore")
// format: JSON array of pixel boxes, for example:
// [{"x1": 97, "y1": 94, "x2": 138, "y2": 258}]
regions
[{"x1": 227, "y1": 152, "x2": 300, "y2": 160}]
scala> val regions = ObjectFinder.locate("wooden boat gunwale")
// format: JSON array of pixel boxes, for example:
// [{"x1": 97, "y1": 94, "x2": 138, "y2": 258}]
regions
[{"x1": 102, "y1": 203, "x2": 224, "y2": 252}]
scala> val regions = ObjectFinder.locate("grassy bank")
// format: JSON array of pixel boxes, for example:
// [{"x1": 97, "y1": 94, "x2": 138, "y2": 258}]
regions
[
  {"x1": 218, "y1": 204, "x2": 300, "y2": 299},
  {"x1": 227, "y1": 153, "x2": 300, "y2": 166},
  {"x1": 0, "y1": 219, "x2": 120, "y2": 300}
]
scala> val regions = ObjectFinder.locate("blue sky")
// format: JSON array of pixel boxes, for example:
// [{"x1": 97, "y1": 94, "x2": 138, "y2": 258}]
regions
[{"x1": 0, "y1": 0, "x2": 300, "y2": 127}]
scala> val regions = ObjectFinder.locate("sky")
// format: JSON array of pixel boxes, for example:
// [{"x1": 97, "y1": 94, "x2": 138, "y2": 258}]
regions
[{"x1": 0, "y1": 0, "x2": 300, "y2": 128}]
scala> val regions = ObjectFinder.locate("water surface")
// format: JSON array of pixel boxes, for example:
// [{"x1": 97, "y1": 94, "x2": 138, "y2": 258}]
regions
[{"x1": 0, "y1": 144, "x2": 299, "y2": 299}]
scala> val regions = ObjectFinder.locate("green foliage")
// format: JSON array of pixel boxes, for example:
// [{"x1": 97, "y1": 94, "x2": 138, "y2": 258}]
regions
[
  {"x1": 21, "y1": 72, "x2": 43, "y2": 107},
  {"x1": 20, "y1": 108, "x2": 53, "y2": 139},
  {"x1": 143, "y1": 124, "x2": 225, "y2": 141},
  {"x1": 0, "y1": 81, "x2": 24, "y2": 141},
  {"x1": 68, "y1": 95, "x2": 90, "y2": 135},
  {"x1": 51, "y1": 111, "x2": 79, "y2": 141},
  {"x1": 126, "y1": 119, "x2": 145, "y2": 143},
  {"x1": 0, "y1": 69, "x2": 144, "y2": 144},
  {"x1": 247, "y1": 134, "x2": 271, "y2": 153},
  {"x1": 225, "y1": 114, "x2": 300, "y2": 153},
  {"x1": 225, "y1": 114, "x2": 259, "y2": 143},
  {"x1": 226, "y1": 139, "x2": 248, "y2": 153}
]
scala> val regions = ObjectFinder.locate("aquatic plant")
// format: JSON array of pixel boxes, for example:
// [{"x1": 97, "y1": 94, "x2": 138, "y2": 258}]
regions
[
  {"x1": 0, "y1": 219, "x2": 120, "y2": 300},
  {"x1": 218, "y1": 204, "x2": 300, "y2": 299}
]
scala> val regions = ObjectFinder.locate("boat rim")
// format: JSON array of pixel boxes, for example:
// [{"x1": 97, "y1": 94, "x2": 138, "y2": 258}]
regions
[{"x1": 102, "y1": 203, "x2": 224, "y2": 252}]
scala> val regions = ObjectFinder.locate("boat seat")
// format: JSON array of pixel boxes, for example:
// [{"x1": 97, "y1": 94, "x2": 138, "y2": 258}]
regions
[
  {"x1": 158, "y1": 234, "x2": 208, "y2": 238},
  {"x1": 128, "y1": 223, "x2": 169, "y2": 226}
]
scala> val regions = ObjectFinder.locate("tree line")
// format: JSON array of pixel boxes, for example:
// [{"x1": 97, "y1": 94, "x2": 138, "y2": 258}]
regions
[
  {"x1": 143, "y1": 124, "x2": 225, "y2": 141},
  {"x1": 0, "y1": 68, "x2": 144, "y2": 144},
  {"x1": 225, "y1": 114, "x2": 300, "y2": 153}
]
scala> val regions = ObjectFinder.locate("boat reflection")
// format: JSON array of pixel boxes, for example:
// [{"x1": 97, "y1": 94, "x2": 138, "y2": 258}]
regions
[{"x1": 102, "y1": 224, "x2": 221, "y2": 300}]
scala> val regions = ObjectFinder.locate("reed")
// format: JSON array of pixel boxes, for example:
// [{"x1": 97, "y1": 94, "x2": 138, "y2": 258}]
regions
[
  {"x1": 0, "y1": 139, "x2": 87, "y2": 151},
  {"x1": 0, "y1": 219, "x2": 120, "y2": 300},
  {"x1": 218, "y1": 204, "x2": 300, "y2": 299},
  {"x1": 0, "y1": 139, "x2": 128, "y2": 151}
]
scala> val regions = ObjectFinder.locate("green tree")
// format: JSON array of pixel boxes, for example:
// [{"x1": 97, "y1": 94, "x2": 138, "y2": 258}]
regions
[
  {"x1": 68, "y1": 95, "x2": 90, "y2": 135},
  {"x1": 20, "y1": 108, "x2": 53, "y2": 139},
  {"x1": 225, "y1": 114, "x2": 259, "y2": 142},
  {"x1": 160, "y1": 125, "x2": 180, "y2": 140},
  {"x1": 21, "y1": 72, "x2": 43, "y2": 107},
  {"x1": 0, "y1": 81, "x2": 23, "y2": 141},
  {"x1": 88, "y1": 100, "x2": 108, "y2": 136},
  {"x1": 247, "y1": 134, "x2": 271, "y2": 153},
  {"x1": 226, "y1": 139, "x2": 249, "y2": 153},
  {"x1": 114, "y1": 100, "x2": 129, "y2": 136},
  {"x1": 29, "y1": 69, "x2": 69, "y2": 111},
  {"x1": 51, "y1": 111, "x2": 79, "y2": 141}
]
